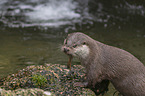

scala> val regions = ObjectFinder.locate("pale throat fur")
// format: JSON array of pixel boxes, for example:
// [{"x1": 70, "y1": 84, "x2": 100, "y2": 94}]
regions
[{"x1": 73, "y1": 45, "x2": 90, "y2": 59}]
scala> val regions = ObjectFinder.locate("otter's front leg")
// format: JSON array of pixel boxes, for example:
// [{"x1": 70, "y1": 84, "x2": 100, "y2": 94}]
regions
[
  {"x1": 74, "y1": 79, "x2": 110, "y2": 95},
  {"x1": 74, "y1": 82, "x2": 88, "y2": 87},
  {"x1": 90, "y1": 80, "x2": 110, "y2": 95},
  {"x1": 73, "y1": 72, "x2": 97, "y2": 88},
  {"x1": 86, "y1": 68, "x2": 101, "y2": 88}
]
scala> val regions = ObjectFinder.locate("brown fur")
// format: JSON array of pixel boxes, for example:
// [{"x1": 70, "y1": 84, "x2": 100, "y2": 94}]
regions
[{"x1": 62, "y1": 32, "x2": 145, "y2": 96}]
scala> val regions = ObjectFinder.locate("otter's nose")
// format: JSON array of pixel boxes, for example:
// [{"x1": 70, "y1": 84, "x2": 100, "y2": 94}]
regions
[{"x1": 64, "y1": 48, "x2": 69, "y2": 53}]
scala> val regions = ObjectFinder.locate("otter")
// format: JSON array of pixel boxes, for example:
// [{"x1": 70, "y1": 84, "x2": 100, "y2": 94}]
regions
[{"x1": 62, "y1": 32, "x2": 145, "y2": 96}]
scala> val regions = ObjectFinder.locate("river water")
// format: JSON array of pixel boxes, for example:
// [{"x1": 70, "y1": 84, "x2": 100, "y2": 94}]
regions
[{"x1": 0, "y1": 0, "x2": 145, "y2": 94}]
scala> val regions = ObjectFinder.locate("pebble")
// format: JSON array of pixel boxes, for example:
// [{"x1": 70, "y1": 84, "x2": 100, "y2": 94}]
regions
[
  {"x1": 44, "y1": 91, "x2": 52, "y2": 96},
  {"x1": 0, "y1": 88, "x2": 3, "y2": 92}
]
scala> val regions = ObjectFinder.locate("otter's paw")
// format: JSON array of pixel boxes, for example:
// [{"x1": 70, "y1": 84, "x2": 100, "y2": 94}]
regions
[{"x1": 74, "y1": 82, "x2": 88, "y2": 87}]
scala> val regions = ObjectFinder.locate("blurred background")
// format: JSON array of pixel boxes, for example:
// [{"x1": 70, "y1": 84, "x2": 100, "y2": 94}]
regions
[{"x1": 0, "y1": 0, "x2": 145, "y2": 80}]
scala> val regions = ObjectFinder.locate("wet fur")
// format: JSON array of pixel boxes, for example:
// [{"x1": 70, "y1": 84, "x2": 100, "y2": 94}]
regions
[{"x1": 63, "y1": 32, "x2": 145, "y2": 96}]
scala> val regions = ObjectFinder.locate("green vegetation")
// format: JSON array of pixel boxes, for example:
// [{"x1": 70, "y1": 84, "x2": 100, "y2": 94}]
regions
[{"x1": 32, "y1": 74, "x2": 47, "y2": 87}]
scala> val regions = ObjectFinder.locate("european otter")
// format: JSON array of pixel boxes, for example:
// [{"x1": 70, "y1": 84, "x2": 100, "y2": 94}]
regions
[{"x1": 62, "y1": 32, "x2": 145, "y2": 96}]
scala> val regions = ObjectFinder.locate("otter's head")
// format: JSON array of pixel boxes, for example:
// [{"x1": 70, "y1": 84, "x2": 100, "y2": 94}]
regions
[{"x1": 62, "y1": 32, "x2": 90, "y2": 59}]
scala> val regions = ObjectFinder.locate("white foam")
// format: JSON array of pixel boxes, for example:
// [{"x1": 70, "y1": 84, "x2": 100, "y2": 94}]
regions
[
  {"x1": 0, "y1": 0, "x2": 7, "y2": 5},
  {"x1": 25, "y1": 0, "x2": 80, "y2": 21},
  {"x1": 0, "y1": 0, "x2": 93, "y2": 27}
]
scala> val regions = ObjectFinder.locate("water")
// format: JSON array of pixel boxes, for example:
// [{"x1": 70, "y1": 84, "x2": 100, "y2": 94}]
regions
[
  {"x1": 0, "y1": 0, "x2": 145, "y2": 95},
  {"x1": 0, "y1": 0, "x2": 93, "y2": 28}
]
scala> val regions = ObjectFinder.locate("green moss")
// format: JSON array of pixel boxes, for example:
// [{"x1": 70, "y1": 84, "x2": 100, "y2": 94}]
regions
[{"x1": 32, "y1": 74, "x2": 47, "y2": 87}]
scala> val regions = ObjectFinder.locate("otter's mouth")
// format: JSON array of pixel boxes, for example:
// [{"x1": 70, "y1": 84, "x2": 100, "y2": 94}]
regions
[
  {"x1": 63, "y1": 48, "x2": 71, "y2": 55},
  {"x1": 63, "y1": 47, "x2": 69, "y2": 53},
  {"x1": 62, "y1": 46, "x2": 73, "y2": 56}
]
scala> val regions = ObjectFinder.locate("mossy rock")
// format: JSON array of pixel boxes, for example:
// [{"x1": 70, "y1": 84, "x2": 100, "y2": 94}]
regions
[{"x1": 0, "y1": 64, "x2": 96, "y2": 95}]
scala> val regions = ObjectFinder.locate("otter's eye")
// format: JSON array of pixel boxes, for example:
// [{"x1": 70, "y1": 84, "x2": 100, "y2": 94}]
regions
[
  {"x1": 73, "y1": 45, "x2": 77, "y2": 48},
  {"x1": 65, "y1": 41, "x2": 67, "y2": 44},
  {"x1": 83, "y1": 42, "x2": 86, "y2": 45}
]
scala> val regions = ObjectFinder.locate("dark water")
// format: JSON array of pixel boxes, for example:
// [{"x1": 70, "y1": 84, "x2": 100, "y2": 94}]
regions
[{"x1": 0, "y1": 0, "x2": 145, "y2": 95}]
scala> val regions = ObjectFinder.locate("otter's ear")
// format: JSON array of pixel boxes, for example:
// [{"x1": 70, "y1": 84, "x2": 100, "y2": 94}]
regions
[
  {"x1": 68, "y1": 34, "x2": 70, "y2": 36},
  {"x1": 64, "y1": 39, "x2": 67, "y2": 44}
]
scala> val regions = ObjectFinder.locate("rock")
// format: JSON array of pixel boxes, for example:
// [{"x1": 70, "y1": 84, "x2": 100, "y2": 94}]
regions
[
  {"x1": 0, "y1": 64, "x2": 96, "y2": 95},
  {"x1": 0, "y1": 88, "x2": 3, "y2": 92},
  {"x1": 0, "y1": 88, "x2": 54, "y2": 96},
  {"x1": 44, "y1": 91, "x2": 52, "y2": 96}
]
